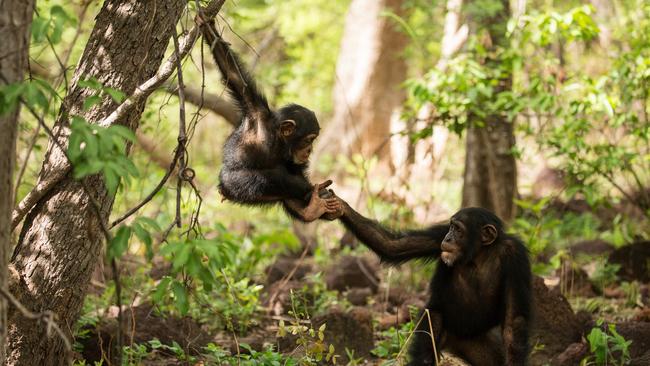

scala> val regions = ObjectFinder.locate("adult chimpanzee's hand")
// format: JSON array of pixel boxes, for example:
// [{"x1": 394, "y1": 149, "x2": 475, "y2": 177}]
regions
[{"x1": 319, "y1": 189, "x2": 344, "y2": 221}]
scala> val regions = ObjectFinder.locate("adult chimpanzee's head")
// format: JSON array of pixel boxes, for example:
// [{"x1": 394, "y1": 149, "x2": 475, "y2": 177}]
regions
[
  {"x1": 440, "y1": 207, "x2": 504, "y2": 266},
  {"x1": 277, "y1": 103, "x2": 320, "y2": 165}
]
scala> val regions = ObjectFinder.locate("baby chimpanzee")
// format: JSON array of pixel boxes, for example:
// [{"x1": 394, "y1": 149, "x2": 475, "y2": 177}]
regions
[{"x1": 199, "y1": 18, "x2": 340, "y2": 221}]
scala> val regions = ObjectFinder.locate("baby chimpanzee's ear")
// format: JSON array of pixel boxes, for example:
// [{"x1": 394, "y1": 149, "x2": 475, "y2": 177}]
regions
[
  {"x1": 480, "y1": 224, "x2": 498, "y2": 245},
  {"x1": 279, "y1": 120, "x2": 296, "y2": 137}
]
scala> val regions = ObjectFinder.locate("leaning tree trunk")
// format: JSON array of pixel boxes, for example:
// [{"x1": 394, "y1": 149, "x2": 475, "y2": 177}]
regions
[
  {"x1": 461, "y1": 0, "x2": 517, "y2": 222},
  {"x1": 7, "y1": 1, "x2": 185, "y2": 364},
  {"x1": 316, "y1": 0, "x2": 408, "y2": 166},
  {"x1": 0, "y1": 0, "x2": 35, "y2": 362}
]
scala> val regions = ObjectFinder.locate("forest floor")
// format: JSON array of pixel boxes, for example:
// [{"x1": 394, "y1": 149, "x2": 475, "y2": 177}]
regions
[{"x1": 74, "y1": 205, "x2": 650, "y2": 366}]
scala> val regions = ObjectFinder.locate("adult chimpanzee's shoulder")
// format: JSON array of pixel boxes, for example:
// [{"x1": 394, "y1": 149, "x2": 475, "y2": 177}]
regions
[{"x1": 501, "y1": 235, "x2": 531, "y2": 272}]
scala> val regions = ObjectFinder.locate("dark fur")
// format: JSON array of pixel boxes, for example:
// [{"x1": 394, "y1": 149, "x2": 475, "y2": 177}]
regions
[
  {"x1": 201, "y1": 21, "x2": 319, "y2": 215},
  {"x1": 341, "y1": 206, "x2": 532, "y2": 366}
]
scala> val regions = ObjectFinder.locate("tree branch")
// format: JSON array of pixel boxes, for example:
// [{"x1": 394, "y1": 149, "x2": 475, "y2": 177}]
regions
[{"x1": 164, "y1": 82, "x2": 239, "y2": 125}]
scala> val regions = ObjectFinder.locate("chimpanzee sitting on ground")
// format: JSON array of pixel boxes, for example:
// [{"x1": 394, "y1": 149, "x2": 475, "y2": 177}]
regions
[{"x1": 336, "y1": 201, "x2": 532, "y2": 366}]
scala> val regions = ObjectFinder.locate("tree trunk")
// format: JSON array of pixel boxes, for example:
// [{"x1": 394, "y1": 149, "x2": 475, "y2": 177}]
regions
[
  {"x1": 317, "y1": 0, "x2": 408, "y2": 166},
  {"x1": 461, "y1": 0, "x2": 517, "y2": 222},
  {"x1": 8, "y1": 1, "x2": 185, "y2": 364},
  {"x1": 0, "y1": 0, "x2": 35, "y2": 362}
]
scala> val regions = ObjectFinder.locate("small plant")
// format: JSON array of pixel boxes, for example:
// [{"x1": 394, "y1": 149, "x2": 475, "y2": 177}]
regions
[
  {"x1": 275, "y1": 290, "x2": 338, "y2": 365},
  {"x1": 583, "y1": 319, "x2": 632, "y2": 366},
  {"x1": 591, "y1": 259, "x2": 621, "y2": 292},
  {"x1": 371, "y1": 321, "x2": 415, "y2": 364},
  {"x1": 620, "y1": 281, "x2": 643, "y2": 308}
]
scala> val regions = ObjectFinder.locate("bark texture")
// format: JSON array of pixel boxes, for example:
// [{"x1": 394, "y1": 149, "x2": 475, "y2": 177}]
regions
[
  {"x1": 461, "y1": 0, "x2": 517, "y2": 222},
  {"x1": 317, "y1": 0, "x2": 408, "y2": 164},
  {"x1": 8, "y1": 1, "x2": 185, "y2": 364},
  {"x1": 0, "y1": 0, "x2": 36, "y2": 362}
]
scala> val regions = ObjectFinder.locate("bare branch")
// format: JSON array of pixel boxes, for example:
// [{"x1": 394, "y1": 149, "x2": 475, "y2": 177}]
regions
[{"x1": 164, "y1": 82, "x2": 239, "y2": 125}]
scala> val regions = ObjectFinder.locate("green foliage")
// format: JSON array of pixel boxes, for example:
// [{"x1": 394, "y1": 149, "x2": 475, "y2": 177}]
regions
[
  {"x1": 154, "y1": 233, "x2": 239, "y2": 315},
  {"x1": 277, "y1": 298, "x2": 338, "y2": 365},
  {"x1": 31, "y1": 4, "x2": 77, "y2": 45},
  {"x1": 371, "y1": 321, "x2": 416, "y2": 363},
  {"x1": 67, "y1": 116, "x2": 137, "y2": 196},
  {"x1": 0, "y1": 78, "x2": 58, "y2": 116},
  {"x1": 584, "y1": 320, "x2": 632, "y2": 366},
  {"x1": 122, "y1": 339, "x2": 194, "y2": 365},
  {"x1": 514, "y1": 5, "x2": 650, "y2": 212},
  {"x1": 590, "y1": 259, "x2": 621, "y2": 292},
  {"x1": 204, "y1": 342, "x2": 300, "y2": 366}
]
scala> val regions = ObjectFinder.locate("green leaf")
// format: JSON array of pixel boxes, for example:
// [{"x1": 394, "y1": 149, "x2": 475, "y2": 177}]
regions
[
  {"x1": 102, "y1": 167, "x2": 118, "y2": 196},
  {"x1": 73, "y1": 160, "x2": 103, "y2": 178},
  {"x1": 104, "y1": 87, "x2": 126, "y2": 103},
  {"x1": 135, "y1": 217, "x2": 162, "y2": 231},
  {"x1": 171, "y1": 281, "x2": 189, "y2": 315},
  {"x1": 153, "y1": 277, "x2": 172, "y2": 303},
  {"x1": 109, "y1": 125, "x2": 136, "y2": 142},
  {"x1": 172, "y1": 244, "x2": 192, "y2": 270},
  {"x1": 83, "y1": 95, "x2": 102, "y2": 110},
  {"x1": 108, "y1": 226, "x2": 131, "y2": 260},
  {"x1": 78, "y1": 77, "x2": 103, "y2": 90}
]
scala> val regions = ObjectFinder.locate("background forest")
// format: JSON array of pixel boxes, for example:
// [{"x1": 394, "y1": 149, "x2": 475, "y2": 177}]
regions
[{"x1": 0, "y1": 0, "x2": 649, "y2": 365}]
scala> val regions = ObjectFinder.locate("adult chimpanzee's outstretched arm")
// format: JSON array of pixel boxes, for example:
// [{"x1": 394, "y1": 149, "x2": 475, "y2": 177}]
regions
[
  {"x1": 200, "y1": 19, "x2": 272, "y2": 129},
  {"x1": 339, "y1": 201, "x2": 448, "y2": 264}
]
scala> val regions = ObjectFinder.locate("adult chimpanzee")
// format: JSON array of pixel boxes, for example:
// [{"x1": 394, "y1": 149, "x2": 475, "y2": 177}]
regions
[
  {"x1": 199, "y1": 18, "x2": 340, "y2": 222},
  {"x1": 337, "y1": 202, "x2": 531, "y2": 366}
]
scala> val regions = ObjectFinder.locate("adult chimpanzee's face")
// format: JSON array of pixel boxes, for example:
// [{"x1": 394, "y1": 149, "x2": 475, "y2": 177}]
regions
[
  {"x1": 440, "y1": 211, "x2": 499, "y2": 267},
  {"x1": 441, "y1": 218, "x2": 466, "y2": 266},
  {"x1": 292, "y1": 133, "x2": 318, "y2": 165}
]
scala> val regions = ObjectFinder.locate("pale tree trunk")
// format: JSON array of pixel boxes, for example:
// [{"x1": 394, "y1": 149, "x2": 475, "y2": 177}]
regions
[
  {"x1": 316, "y1": 0, "x2": 408, "y2": 167},
  {"x1": 590, "y1": 0, "x2": 613, "y2": 49},
  {"x1": 8, "y1": 1, "x2": 185, "y2": 364},
  {"x1": 462, "y1": 0, "x2": 517, "y2": 222},
  {"x1": 394, "y1": 0, "x2": 467, "y2": 182},
  {"x1": 0, "y1": 0, "x2": 35, "y2": 362}
]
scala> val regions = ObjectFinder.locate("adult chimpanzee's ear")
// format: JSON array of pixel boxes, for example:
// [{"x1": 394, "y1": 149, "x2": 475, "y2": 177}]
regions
[
  {"x1": 480, "y1": 224, "x2": 498, "y2": 245},
  {"x1": 279, "y1": 120, "x2": 296, "y2": 137}
]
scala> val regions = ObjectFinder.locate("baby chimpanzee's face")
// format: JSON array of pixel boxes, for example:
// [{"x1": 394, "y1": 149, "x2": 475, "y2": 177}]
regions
[{"x1": 292, "y1": 133, "x2": 318, "y2": 165}]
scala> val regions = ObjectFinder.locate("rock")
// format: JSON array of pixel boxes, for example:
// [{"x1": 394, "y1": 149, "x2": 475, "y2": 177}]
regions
[
  {"x1": 569, "y1": 239, "x2": 614, "y2": 257},
  {"x1": 387, "y1": 286, "x2": 411, "y2": 306},
  {"x1": 346, "y1": 287, "x2": 373, "y2": 306},
  {"x1": 325, "y1": 255, "x2": 380, "y2": 293},
  {"x1": 78, "y1": 303, "x2": 211, "y2": 363},
  {"x1": 608, "y1": 241, "x2": 650, "y2": 282},
  {"x1": 552, "y1": 342, "x2": 588, "y2": 366},
  {"x1": 265, "y1": 256, "x2": 312, "y2": 285},
  {"x1": 530, "y1": 276, "x2": 582, "y2": 366},
  {"x1": 313, "y1": 307, "x2": 374, "y2": 362}
]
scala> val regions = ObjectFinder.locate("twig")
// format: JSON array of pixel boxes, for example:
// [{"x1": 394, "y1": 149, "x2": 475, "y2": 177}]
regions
[
  {"x1": 172, "y1": 28, "x2": 188, "y2": 229},
  {"x1": 109, "y1": 148, "x2": 181, "y2": 228},
  {"x1": 0, "y1": 287, "x2": 72, "y2": 364}
]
